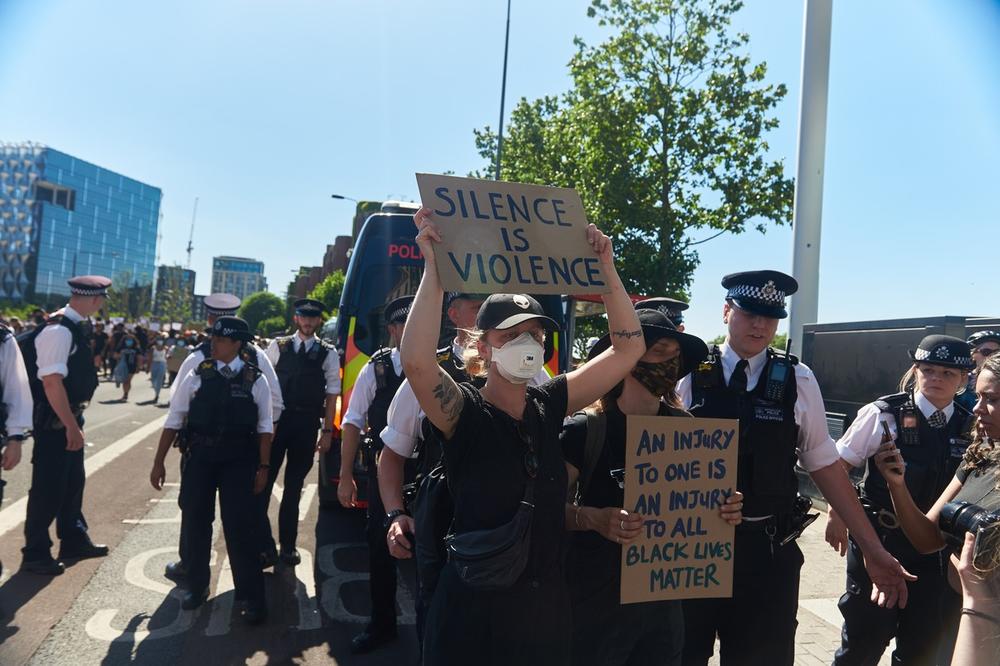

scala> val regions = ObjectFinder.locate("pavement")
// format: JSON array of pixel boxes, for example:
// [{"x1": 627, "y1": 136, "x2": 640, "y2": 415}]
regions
[{"x1": 0, "y1": 377, "x2": 896, "y2": 665}]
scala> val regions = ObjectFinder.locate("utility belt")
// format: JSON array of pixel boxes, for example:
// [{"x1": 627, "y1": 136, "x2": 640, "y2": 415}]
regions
[
  {"x1": 33, "y1": 402, "x2": 86, "y2": 431},
  {"x1": 736, "y1": 495, "x2": 819, "y2": 550},
  {"x1": 184, "y1": 430, "x2": 256, "y2": 450}
]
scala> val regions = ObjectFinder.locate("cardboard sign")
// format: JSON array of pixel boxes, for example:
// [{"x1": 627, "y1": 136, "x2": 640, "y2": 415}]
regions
[
  {"x1": 415, "y1": 173, "x2": 609, "y2": 295},
  {"x1": 621, "y1": 415, "x2": 739, "y2": 604}
]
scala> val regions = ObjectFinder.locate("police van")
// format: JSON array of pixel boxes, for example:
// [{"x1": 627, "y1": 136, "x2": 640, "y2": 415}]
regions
[{"x1": 318, "y1": 202, "x2": 572, "y2": 508}]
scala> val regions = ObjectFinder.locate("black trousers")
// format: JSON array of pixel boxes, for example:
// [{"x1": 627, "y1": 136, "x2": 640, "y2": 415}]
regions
[
  {"x1": 834, "y1": 535, "x2": 955, "y2": 666},
  {"x1": 183, "y1": 447, "x2": 264, "y2": 604},
  {"x1": 682, "y1": 530, "x2": 804, "y2": 666},
  {"x1": 366, "y1": 456, "x2": 399, "y2": 633},
  {"x1": 22, "y1": 425, "x2": 92, "y2": 561},
  {"x1": 257, "y1": 412, "x2": 319, "y2": 555}
]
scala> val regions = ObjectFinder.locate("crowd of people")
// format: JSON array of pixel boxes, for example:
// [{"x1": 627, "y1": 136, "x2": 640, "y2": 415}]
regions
[{"x1": 1, "y1": 208, "x2": 998, "y2": 665}]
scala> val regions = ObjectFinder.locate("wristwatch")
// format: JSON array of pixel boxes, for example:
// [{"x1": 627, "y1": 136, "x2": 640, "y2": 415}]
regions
[{"x1": 384, "y1": 508, "x2": 409, "y2": 530}]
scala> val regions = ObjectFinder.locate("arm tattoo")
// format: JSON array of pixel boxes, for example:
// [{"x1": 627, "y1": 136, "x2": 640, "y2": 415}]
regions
[
  {"x1": 611, "y1": 329, "x2": 642, "y2": 340},
  {"x1": 432, "y1": 376, "x2": 463, "y2": 422}
]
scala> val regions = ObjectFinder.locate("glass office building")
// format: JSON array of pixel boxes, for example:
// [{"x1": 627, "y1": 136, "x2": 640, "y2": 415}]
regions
[
  {"x1": 211, "y1": 256, "x2": 267, "y2": 301},
  {"x1": 0, "y1": 142, "x2": 161, "y2": 303}
]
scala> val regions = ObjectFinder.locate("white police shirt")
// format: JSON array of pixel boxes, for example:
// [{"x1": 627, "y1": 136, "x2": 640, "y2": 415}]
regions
[
  {"x1": 342, "y1": 348, "x2": 403, "y2": 433},
  {"x1": 0, "y1": 333, "x2": 33, "y2": 437},
  {"x1": 380, "y1": 341, "x2": 551, "y2": 458},
  {"x1": 35, "y1": 305, "x2": 85, "y2": 380},
  {"x1": 836, "y1": 391, "x2": 955, "y2": 468},
  {"x1": 263, "y1": 331, "x2": 341, "y2": 396},
  {"x1": 171, "y1": 340, "x2": 284, "y2": 421},
  {"x1": 675, "y1": 342, "x2": 840, "y2": 473},
  {"x1": 165, "y1": 357, "x2": 273, "y2": 434}
]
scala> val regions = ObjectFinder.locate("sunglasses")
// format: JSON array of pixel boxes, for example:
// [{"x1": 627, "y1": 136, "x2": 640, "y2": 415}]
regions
[{"x1": 515, "y1": 420, "x2": 538, "y2": 479}]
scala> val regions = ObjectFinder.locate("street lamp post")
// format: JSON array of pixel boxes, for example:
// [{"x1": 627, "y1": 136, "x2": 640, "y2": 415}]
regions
[
  {"x1": 495, "y1": 0, "x2": 513, "y2": 181},
  {"x1": 330, "y1": 194, "x2": 359, "y2": 203}
]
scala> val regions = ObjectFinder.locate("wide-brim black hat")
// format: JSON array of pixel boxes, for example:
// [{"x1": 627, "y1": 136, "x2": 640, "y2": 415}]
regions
[
  {"x1": 476, "y1": 293, "x2": 559, "y2": 332},
  {"x1": 722, "y1": 270, "x2": 798, "y2": 319},
  {"x1": 211, "y1": 316, "x2": 253, "y2": 341},
  {"x1": 909, "y1": 334, "x2": 974, "y2": 370},
  {"x1": 588, "y1": 309, "x2": 708, "y2": 377}
]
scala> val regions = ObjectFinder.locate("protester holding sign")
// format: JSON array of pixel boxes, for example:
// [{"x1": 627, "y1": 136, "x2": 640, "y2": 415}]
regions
[
  {"x1": 561, "y1": 308, "x2": 743, "y2": 666},
  {"x1": 402, "y1": 205, "x2": 644, "y2": 666},
  {"x1": 675, "y1": 270, "x2": 916, "y2": 666}
]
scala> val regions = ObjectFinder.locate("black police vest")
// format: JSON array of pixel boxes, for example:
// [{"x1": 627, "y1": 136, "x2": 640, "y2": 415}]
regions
[
  {"x1": 186, "y1": 361, "x2": 260, "y2": 446},
  {"x1": 35, "y1": 316, "x2": 99, "y2": 408},
  {"x1": 366, "y1": 348, "x2": 405, "y2": 451},
  {"x1": 195, "y1": 339, "x2": 211, "y2": 358},
  {"x1": 862, "y1": 393, "x2": 973, "y2": 513},
  {"x1": 690, "y1": 346, "x2": 800, "y2": 516},
  {"x1": 274, "y1": 336, "x2": 331, "y2": 417}
]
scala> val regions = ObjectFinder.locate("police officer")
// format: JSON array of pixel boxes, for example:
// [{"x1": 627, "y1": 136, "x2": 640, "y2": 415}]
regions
[
  {"x1": 956, "y1": 330, "x2": 1000, "y2": 411},
  {"x1": 633, "y1": 296, "x2": 690, "y2": 331},
  {"x1": 150, "y1": 316, "x2": 272, "y2": 623},
  {"x1": 164, "y1": 292, "x2": 283, "y2": 581},
  {"x1": 0, "y1": 318, "x2": 32, "y2": 579},
  {"x1": 828, "y1": 335, "x2": 974, "y2": 665},
  {"x1": 339, "y1": 295, "x2": 411, "y2": 654},
  {"x1": 676, "y1": 270, "x2": 914, "y2": 666},
  {"x1": 21, "y1": 275, "x2": 110, "y2": 575},
  {"x1": 258, "y1": 298, "x2": 340, "y2": 566}
]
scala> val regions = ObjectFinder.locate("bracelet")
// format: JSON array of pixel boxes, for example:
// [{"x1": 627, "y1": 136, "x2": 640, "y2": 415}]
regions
[{"x1": 961, "y1": 608, "x2": 1000, "y2": 625}]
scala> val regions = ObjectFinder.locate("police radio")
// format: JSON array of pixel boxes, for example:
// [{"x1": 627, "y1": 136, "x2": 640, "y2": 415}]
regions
[
  {"x1": 898, "y1": 401, "x2": 920, "y2": 447},
  {"x1": 763, "y1": 339, "x2": 793, "y2": 402}
]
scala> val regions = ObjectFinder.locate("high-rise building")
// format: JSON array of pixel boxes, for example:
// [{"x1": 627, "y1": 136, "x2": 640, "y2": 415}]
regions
[
  {"x1": 211, "y1": 256, "x2": 267, "y2": 301},
  {"x1": 154, "y1": 265, "x2": 196, "y2": 318},
  {"x1": 0, "y1": 142, "x2": 161, "y2": 303}
]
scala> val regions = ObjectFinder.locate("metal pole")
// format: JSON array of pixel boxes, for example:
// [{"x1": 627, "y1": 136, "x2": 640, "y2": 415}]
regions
[
  {"x1": 495, "y1": 0, "x2": 512, "y2": 181},
  {"x1": 788, "y1": 0, "x2": 832, "y2": 356}
]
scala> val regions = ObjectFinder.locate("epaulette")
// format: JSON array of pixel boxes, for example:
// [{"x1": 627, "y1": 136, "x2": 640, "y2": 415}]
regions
[
  {"x1": 241, "y1": 362, "x2": 262, "y2": 385},
  {"x1": 276, "y1": 336, "x2": 295, "y2": 353},
  {"x1": 874, "y1": 392, "x2": 909, "y2": 413},
  {"x1": 768, "y1": 346, "x2": 800, "y2": 365},
  {"x1": 370, "y1": 347, "x2": 394, "y2": 364},
  {"x1": 436, "y1": 346, "x2": 453, "y2": 364},
  {"x1": 196, "y1": 359, "x2": 217, "y2": 377}
]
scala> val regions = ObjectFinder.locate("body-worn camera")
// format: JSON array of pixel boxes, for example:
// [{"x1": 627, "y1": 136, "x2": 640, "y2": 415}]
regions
[{"x1": 939, "y1": 500, "x2": 1000, "y2": 572}]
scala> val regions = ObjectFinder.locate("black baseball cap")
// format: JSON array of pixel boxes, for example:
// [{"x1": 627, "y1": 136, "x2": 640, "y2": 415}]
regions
[{"x1": 475, "y1": 293, "x2": 558, "y2": 332}]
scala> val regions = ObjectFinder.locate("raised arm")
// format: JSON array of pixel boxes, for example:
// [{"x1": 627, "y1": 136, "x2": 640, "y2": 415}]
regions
[
  {"x1": 400, "y1": 208, "x2": 464, "y2": 440},
  {"x1": 564, "y1": 226, "x2": 644, "y2": 415}
]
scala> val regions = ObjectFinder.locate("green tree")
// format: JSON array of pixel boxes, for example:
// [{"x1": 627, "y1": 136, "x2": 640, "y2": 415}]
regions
[
  {"x1": 307, "y1": 270, "x2": 346, "y2": 314},
  {"x1": 239, "y1": 291, "x2": 286, "y2": 334},
  {"x1": 258, "y1": 315, "x2": 290, "y2": 337},
  {"x1": 474, "y1": 0, "x2": 792, "y2": 296},
  {"x1": 154, "y1": 265, "x2": 192, "y2": 324}
]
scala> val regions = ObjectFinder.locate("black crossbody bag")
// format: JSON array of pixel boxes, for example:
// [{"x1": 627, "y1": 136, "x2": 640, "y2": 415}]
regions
[{"x1": 445, "y1": 399, "x2": 541, "y2": 591}]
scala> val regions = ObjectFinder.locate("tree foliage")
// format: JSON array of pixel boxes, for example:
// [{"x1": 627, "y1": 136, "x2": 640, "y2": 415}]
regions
[
  {"x1": 474, "y1": 0, "x2": 793, "y2": 297},
  {"x1": 307, "y1": 270, "x2": 346, "y2": 314},
  {"x1": 239, "y1": 291, "x2": 286, "y2": 334},
  {"x1": 258, "y1": 315, "x2": 290, "y2": 337},
  {"x1": 154, "y1": 265, "x2": 192, "y2": 324}
]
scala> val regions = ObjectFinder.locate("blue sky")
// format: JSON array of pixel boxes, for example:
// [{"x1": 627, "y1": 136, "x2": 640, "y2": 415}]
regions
[{"x1": 2, "y1": 0, "x2": 998, "y2": 339}]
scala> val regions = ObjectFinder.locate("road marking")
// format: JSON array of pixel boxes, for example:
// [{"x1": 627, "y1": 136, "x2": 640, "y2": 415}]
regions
[
  {"x1": 205, "y1": 555, "x2": 235, "y2": 637},
  {"x1": 270, "y1": 482, "x2": 317, "y2": 521},
  {"x1": 293, "y1": 548, "x2": 321, "y2": 631},
  {"x1": 0, "y1": 415, "x2": 167, "y2": 538}
]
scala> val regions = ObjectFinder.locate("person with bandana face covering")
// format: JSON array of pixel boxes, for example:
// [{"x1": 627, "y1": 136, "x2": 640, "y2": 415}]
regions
[
  {"x1": 561, "y1": 309, "x2": 744, "y2": 666},
  {"x1": 404, "y1": 207, "x2": 646, "y2": 666}
]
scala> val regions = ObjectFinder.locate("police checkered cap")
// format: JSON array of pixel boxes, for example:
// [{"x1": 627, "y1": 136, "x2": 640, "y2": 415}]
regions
[
  {"x1": 967, "y1": 330, "x2": 1000, "y2": 347},
  {"x1": 721, "y1": 270, "x2": 798, "y2": 319},
  {"x1": 204, "y1": 293, "x2": 241, "y2": 316},
  {"x1": 68, "y1": 275, "x2": 111, "y2": 296},
  {"x1": 211, "y1": 316, "x2": 252, "y2": 341},
  {"x1": 910, "y1": 334, "x2": 974, "y2": 370},
  {"x1": 385, "y1": 295, "x2": 415, "y2": 324}
]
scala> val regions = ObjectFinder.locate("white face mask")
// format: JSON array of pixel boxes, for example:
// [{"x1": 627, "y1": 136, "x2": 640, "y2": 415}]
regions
[{"x1": 491, "y1": 332, "x2": 545, "y2": 384}]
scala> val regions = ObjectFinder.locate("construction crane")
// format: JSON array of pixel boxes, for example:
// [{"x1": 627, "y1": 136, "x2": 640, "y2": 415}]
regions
[{"x1": 185, "y1": 197, "x2": 198, "y2": 269}]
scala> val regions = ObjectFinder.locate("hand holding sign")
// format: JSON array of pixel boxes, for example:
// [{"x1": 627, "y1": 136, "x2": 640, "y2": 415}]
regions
[{"x1": 415, "y1": 173, "x2": 610, "y2": 295}]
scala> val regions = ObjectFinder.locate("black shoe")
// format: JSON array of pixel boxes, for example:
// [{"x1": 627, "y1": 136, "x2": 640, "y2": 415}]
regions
[
  {"x1": 350, "y1": 628, "x2": 397, "y2": 654},
  {"x1": 58, "y1": 542, "x2": 109, "y2": 561},
  {"x1": 164, "y1": 560, "x2": 187, "y2": 582},
  {"x1": 21, "y1": 558, "x2": 65, "y2": 576},
  {"x1": 279, "y1": 549, "x2": 301, "y2": 566},
  {"x1": 259, "y1": 550, "x2": 278, "y2": 569},
  {"x1": 181, "y1": 588, "x2": 209, "y2": 610},
  {"x1": 242, "y1": 602, "x2": 268, "y2": 625}
]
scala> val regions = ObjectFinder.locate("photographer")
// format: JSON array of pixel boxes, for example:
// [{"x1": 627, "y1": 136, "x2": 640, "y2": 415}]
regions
[{"x1": 869, "y1": 349, "x2": 1000, "y2": 664}]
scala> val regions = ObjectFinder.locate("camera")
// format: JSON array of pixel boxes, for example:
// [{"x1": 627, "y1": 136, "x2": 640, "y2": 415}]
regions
[{"x1": 939, "y1": 500, "x2": 1000, "y2": 572}]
